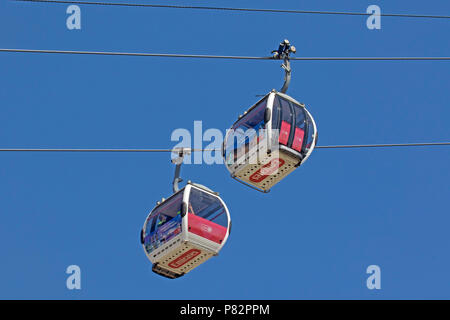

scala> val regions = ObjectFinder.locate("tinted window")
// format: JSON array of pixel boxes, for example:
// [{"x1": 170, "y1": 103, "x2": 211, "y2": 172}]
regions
[
  {"x1": 304, "y1": 112, "x2": 316, "y2": 153},
  {"x1": 143, "y1": 192, "x2": 183, "y2": 254},
  {"x1": 272, "y1": 96, "x2": 281, "y2": 129},
  {"x1": 225, "y1": 98, "x2": 267, "y2": 166},
  {"x1": 279, "y1": 97, "x2": 293, "y2": 124},
  {"x1": 294, "y1": 105, "x2": 306, "y2": 130},
  {"x1": 277, "y1": 97, "x2": 294, "y2": 146},
  {"x1": 188, "y1": 188, "x2": 228, "y2": 228}
]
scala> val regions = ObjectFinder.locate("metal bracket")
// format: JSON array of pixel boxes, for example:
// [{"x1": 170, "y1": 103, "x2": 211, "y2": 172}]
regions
[
  {"x1": 271, "y1": 39, "x2": 296, "y2": 93},
  {"x1": 280, "y1": 58, "x2": 291, "y2": 93},
  {"x1": 171, "y1": 148, "x2": 191, "y2": 193},
  {"x1": 152, "y1": 263, "x2": 184, "y2": 279}
]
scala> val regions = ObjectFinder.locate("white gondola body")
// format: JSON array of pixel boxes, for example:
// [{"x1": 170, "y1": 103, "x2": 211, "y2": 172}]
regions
[
  {"x1": 223, "y1": 91, "x2": 318, "y2": 192},
  {"x1": 141, "y1": 183, "x2": 231, "y2": 279}
]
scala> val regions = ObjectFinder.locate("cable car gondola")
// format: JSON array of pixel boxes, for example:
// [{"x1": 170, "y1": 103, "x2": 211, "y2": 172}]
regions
[
  {"x1": 140, "y1": 150, "x2": 231, "y2": 279},
  {"x1": 222, "y1": 40, "x2": 318, "y2": 193}
]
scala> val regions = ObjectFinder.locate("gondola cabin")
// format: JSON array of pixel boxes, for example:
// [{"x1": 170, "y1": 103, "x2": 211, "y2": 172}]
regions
[
  {"x1": 141, "y1": 182, "x2": 231, "y2": 279},
  {"x1": 223, "y1": 90, "x2": 318, "y2": 192}
]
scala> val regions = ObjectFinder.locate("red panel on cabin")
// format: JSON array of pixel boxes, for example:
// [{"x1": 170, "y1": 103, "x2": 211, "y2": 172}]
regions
[
  {"x1": 292, "y1": 127, "x2": 305, "y2": 152},
  {"x1": 249, "y1": 158, "x2": 286, "y2": 183},
  {"x1": 188, "y1": 213, "x2": 227, "y2": 244},
  {"x1": 279, "y1": 120, "x2": 291, "y2": 145}
]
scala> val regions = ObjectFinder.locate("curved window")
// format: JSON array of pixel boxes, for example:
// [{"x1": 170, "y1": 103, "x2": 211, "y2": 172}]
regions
[
  {"x1": 188, "y1": 188, "x2": 228, "y2": 228},
  {"x1": 271, "y1": 96, "x2": 281, "y2": 130},
  {"x1": 278, "y1": 97, "x2": 294, "y2": 146},
  {"x1": 304, "y1": 112, "x2": 316, "y2": 153},
  {"x1": 143, "y1": 192, "x2": 183, "y2": 254},
  {"x1": 270, "y1": 94, "x2": 317, "y2": 160},
  {"x1": 292, "y1": 104, "x2": 307, "y2": 153},
  {"x1": 188, "y1": 188, "x2": 228, "y2": 244},
  {"x1": 224, "y1": 98, "x2": 267, "y2": 167}
]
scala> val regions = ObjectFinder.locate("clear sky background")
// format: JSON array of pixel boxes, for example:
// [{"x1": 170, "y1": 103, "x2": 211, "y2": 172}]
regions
[{"x1": 0, "y1": 0, "x2": 449, "y2": 299}]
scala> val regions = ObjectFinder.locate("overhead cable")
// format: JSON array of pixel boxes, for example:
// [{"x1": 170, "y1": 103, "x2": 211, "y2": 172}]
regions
[{"x1": 13, "y1": 0, "x2": 450, "y2": 20}]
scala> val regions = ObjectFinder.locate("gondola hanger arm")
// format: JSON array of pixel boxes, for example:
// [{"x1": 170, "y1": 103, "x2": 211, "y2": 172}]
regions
[
  {"x1": 171, "y1": 148, "x2": 191, "y2": 193},
  {"x1": 272, "y1": 39, "x2": 296, "y2": 93}
]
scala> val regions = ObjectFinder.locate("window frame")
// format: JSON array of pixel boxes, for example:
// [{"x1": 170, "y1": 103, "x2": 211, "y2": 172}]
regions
[
  {"x1": 185, "y1": 184, "x2": 231, "y2": 250},
  {"x1": 142, "y1": 188, "x2": 186, "y2": 256},
  {"x1": 223, "y1": 93, "x2": 271, "y2": 171}
]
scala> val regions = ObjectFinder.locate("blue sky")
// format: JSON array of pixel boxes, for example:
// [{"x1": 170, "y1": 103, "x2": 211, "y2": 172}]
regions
[{"x1": 0, "y1": 0, "x2": 449, "y2": 299}]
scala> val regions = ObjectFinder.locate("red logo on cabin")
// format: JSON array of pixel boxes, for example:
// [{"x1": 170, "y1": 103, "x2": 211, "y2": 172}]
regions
[
  {"x1": 168, "y1": 249, "x2": 201, "y2": 269},
  {"x1": 249, "y1": 158, "x2": 285, "y2": 183}
]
